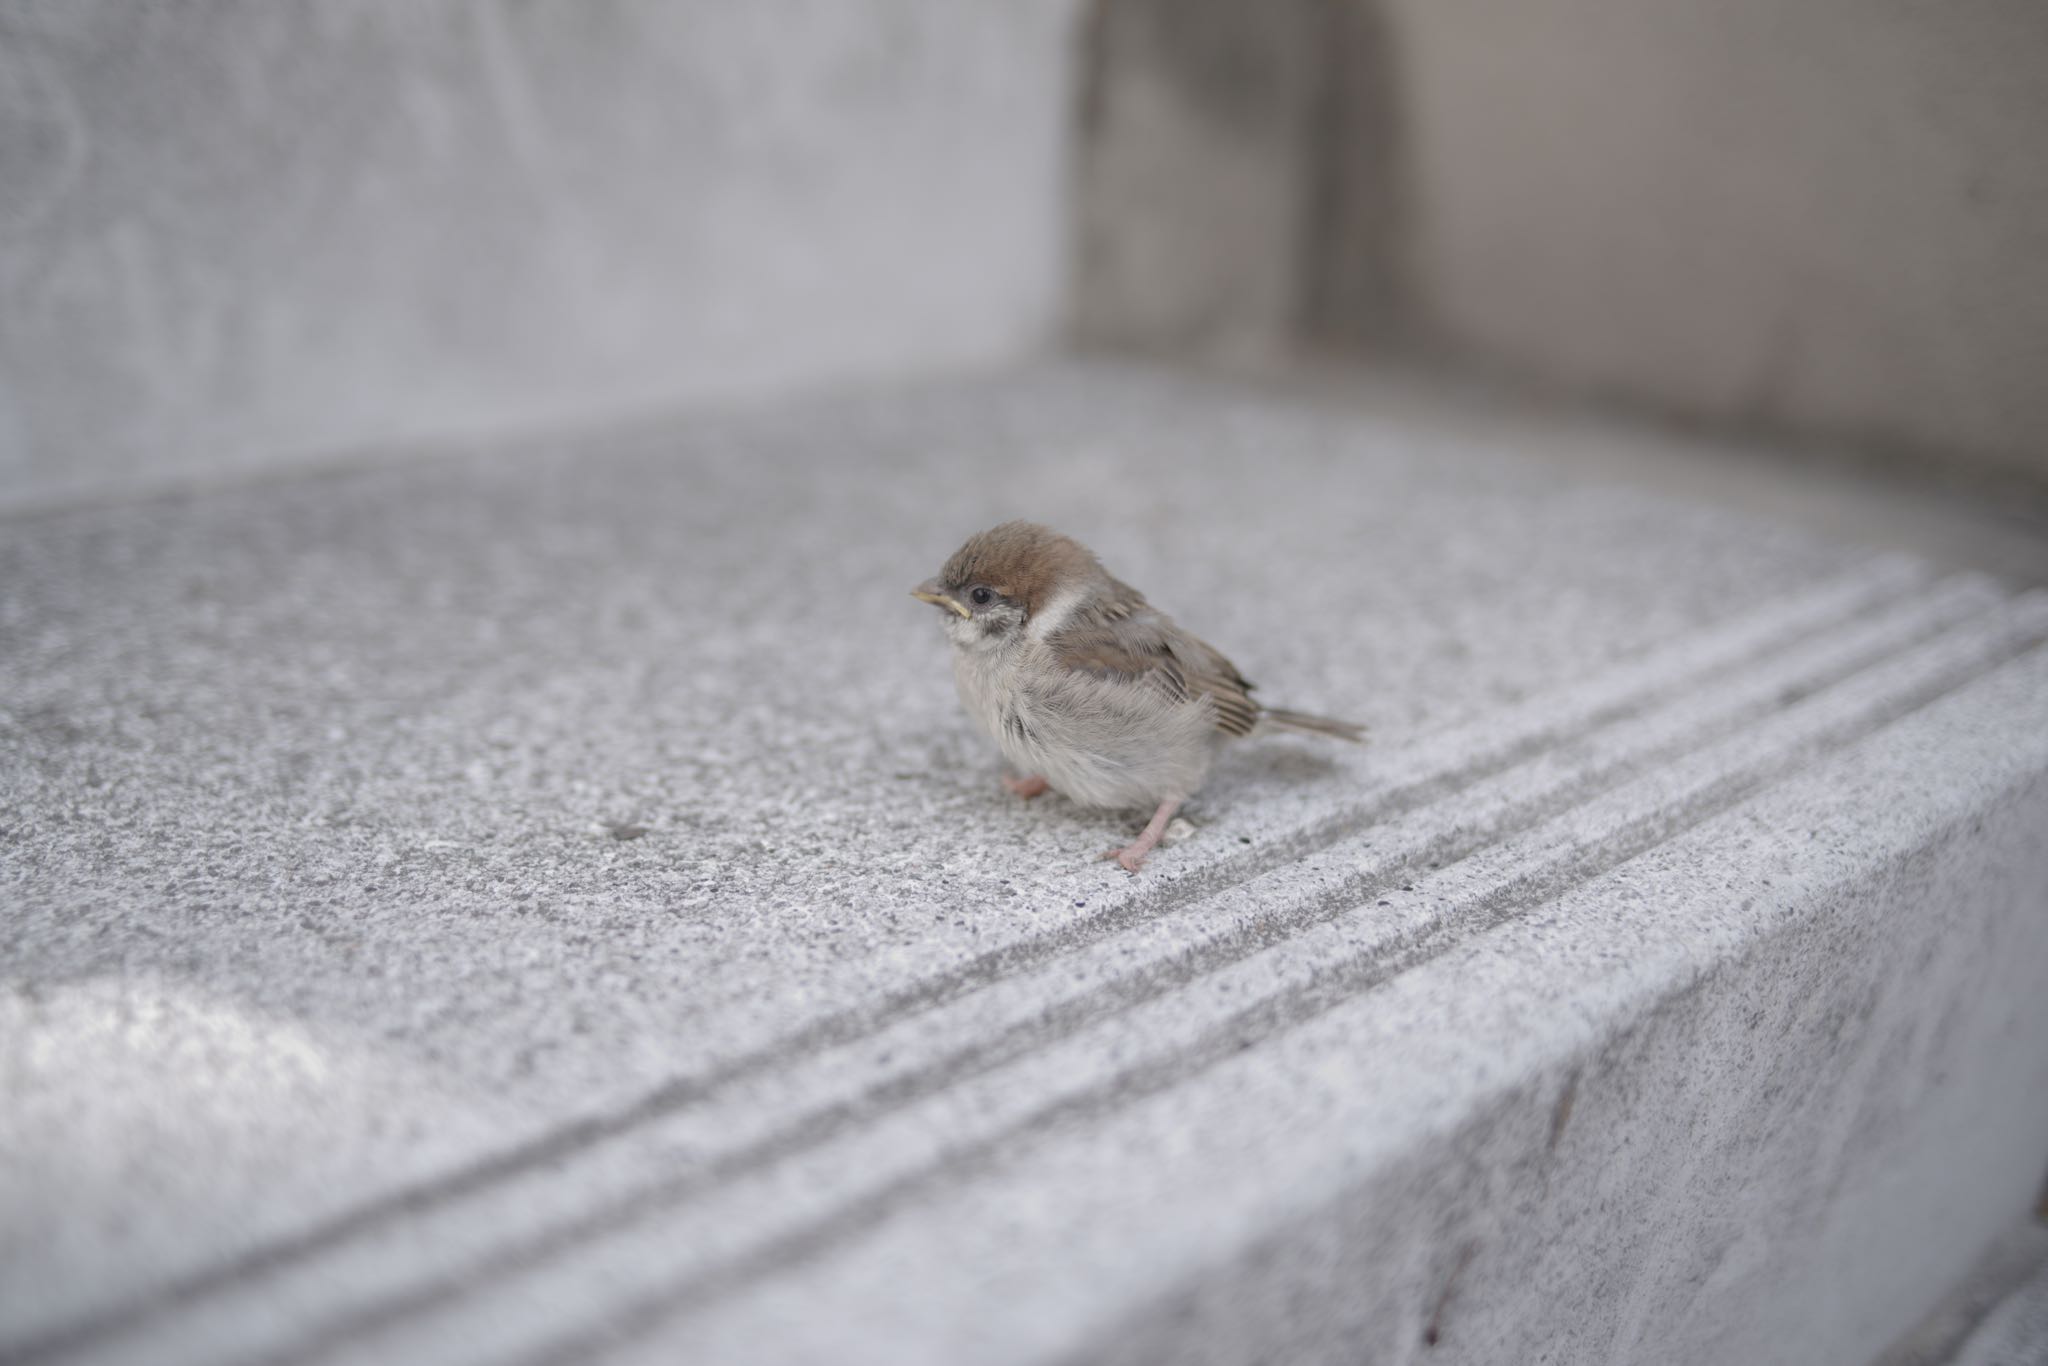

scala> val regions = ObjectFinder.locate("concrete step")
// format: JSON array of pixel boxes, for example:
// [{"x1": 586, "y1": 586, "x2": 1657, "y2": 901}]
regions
[
  {"x1": 4, "y1": 363, "x2": 2045, "y2": 1365},
  {"x1": 1947, "y1": 1258, "x2": 2048, "y2": 1366},
  {"x1": 1877, "y1": 1223, "x2": 2048, "y2": 1366}
]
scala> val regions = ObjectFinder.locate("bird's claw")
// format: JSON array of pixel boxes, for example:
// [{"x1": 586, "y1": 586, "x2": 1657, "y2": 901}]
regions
[{"x1": 1099, "y1": 845, "x2": 1148, "y2": 874}]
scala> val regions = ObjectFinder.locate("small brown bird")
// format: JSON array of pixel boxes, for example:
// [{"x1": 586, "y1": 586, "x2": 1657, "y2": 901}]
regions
[{"x1": 912, "y1": 522, "x2": 1363, "y2": 872}]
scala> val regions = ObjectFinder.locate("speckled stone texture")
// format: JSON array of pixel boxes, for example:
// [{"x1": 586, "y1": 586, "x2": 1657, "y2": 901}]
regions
[{"x1": 3, "y1": 364, "x2": 2046, "y2": 1365}]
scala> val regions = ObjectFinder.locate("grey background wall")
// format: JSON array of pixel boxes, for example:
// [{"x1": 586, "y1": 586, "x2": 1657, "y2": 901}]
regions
[
  {"x1": 0, "y1": 0, "x2": 1080, "y2": 508},
  {"x1": 1380, "y1": 0, "x2": 2048, "y2": 482},
  {"x1": 1073, "y1": 0, "x2": 2048, "y2": 484},
  {"x1": 3, "y1": 0, "x2": 2046, "y2": 507}
]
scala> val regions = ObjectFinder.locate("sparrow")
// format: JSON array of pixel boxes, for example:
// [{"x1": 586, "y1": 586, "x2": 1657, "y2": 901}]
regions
[{"x1": 912, "y1": 521, "x2": 1364, "y2": 872}]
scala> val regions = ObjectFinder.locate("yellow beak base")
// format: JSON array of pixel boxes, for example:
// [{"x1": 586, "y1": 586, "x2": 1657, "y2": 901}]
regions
[{"x1": 911, "y1": 589, "x2": 971, "y2": 619}]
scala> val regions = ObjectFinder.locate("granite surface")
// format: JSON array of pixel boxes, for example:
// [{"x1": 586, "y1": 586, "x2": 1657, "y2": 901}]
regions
[{"x1": 4, "y1": 363, "x2": 2045, "y2": 1365}]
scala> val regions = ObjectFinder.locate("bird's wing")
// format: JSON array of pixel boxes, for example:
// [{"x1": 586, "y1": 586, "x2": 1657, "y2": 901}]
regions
[{"x1": 1048, "y1": 604, "x2": 1261, "y2": 738}]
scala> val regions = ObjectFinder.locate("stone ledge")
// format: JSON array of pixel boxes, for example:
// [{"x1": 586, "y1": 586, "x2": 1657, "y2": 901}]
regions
[
  {"x1": 1948, "y1": 1256, "x2": 2048, "y2": 1366},
  {"x1": 3, "y1": 364, "x2": 2044, "y2": 1365}
]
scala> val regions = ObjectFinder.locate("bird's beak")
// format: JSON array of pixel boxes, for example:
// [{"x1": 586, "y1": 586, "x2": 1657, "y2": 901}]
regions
[{"x1": 910, "y1": 580, "x2": 970, "y2": 618}]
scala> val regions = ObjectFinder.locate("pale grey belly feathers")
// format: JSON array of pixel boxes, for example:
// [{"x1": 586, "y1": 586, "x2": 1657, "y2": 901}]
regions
[{"x1": 952, "y1": 640, "x2": 1214, "y2": 809}]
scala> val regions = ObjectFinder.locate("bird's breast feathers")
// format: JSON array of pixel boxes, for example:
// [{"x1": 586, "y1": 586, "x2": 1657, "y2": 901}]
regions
[{"x1": 953, "y1": 635, "x2": 1215, "y2": 808}]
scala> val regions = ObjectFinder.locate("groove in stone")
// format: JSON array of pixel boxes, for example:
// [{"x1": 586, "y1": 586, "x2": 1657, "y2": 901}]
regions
[
  {"x1": 3, "y1": 563, "x2": 1976, "y2": 1366},
  {"x1": 271, "y1": 599, "x2": 2048, "y2": 1366}
]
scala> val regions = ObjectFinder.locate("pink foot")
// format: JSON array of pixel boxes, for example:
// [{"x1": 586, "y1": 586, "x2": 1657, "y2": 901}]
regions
[
  {"x1": 1003, "y1": 774, "x2": 1050, "y2": 800},
  {"x1": 1097, "y1": 796, "x2": 1183, "y2": 874},
  {"x1": 1100, "y1": 844, "x2": 1151, "y2": 873}
]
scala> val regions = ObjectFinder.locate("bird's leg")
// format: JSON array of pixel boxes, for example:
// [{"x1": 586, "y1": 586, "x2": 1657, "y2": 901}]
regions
[
  {"x1": 1101, "y1": 797, "x2": 1182, "y2": 873},
  {"x1": 1003, "y1": 773, "x2": 1051, "y2": 800}
]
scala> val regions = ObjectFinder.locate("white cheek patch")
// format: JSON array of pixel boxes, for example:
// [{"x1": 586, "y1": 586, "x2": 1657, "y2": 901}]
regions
[{"x1": 1026, "y1": 584, "x2": 1085, "y2": 644}]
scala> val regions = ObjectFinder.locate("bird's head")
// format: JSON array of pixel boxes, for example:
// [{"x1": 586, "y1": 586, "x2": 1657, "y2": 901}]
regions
[{"x1": 911, "y1": 521, "x2": 1098, "y2": 648}]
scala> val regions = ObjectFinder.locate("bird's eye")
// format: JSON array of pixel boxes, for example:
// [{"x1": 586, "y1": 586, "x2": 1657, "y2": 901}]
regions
[{"x1": 970, "y1": 587, "x2": 993, "y2": 606}]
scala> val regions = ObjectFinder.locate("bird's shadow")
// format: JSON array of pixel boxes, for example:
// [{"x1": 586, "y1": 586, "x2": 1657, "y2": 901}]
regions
[
  {"x1": 892, "y1": 728, "x2": 1355, "y2": 847},
  {"x1": 1188, "y1": 741, "x2": 1350, "y2": 823}
]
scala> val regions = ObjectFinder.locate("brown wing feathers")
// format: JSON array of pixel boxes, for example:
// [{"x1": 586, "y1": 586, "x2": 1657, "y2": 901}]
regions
[
  {"x1": 1178, "y1": 636, "x2": 1262, "y2": 737},
  {"x1": 1050, "y1": 609, "x2": 1263, "y2": 739}
]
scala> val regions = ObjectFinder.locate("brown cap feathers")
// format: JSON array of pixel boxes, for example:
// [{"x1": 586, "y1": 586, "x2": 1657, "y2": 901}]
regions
[{"x1": 938, "y1": 521, "x2": 1111, "y2": 617}]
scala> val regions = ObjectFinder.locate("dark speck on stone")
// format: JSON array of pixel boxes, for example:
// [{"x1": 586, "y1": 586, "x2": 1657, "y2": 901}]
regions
[{"x1": 1238, "y1": 835, "x2": 1252, "y2": 844}]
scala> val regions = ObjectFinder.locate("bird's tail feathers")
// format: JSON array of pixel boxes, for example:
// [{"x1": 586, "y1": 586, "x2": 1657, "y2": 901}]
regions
[{"x1": 1258, "y1": 708, "x2": 1367, "y2": 743}]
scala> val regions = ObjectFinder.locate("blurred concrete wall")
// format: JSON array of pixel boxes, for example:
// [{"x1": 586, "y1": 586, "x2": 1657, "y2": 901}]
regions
[
  {"x1": 1069, "y1": 0, "x2": 1407, "y2": 356},
  {"x1": 1075, "y1": 0, "x2": 2048, "y2": 482},
  {"x1": 0, "y1": 1, "x2": 1080, "y2": 506},
  {"x1": 7, "y1": 0, "x2": 2044, "y2": 506},
  {"x1": 1069, "y1": 0, "x2": 1321, "y2": 355},
  {"x1": 1386, "y1": 0, "x2": 2048, "y2": 481}
]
